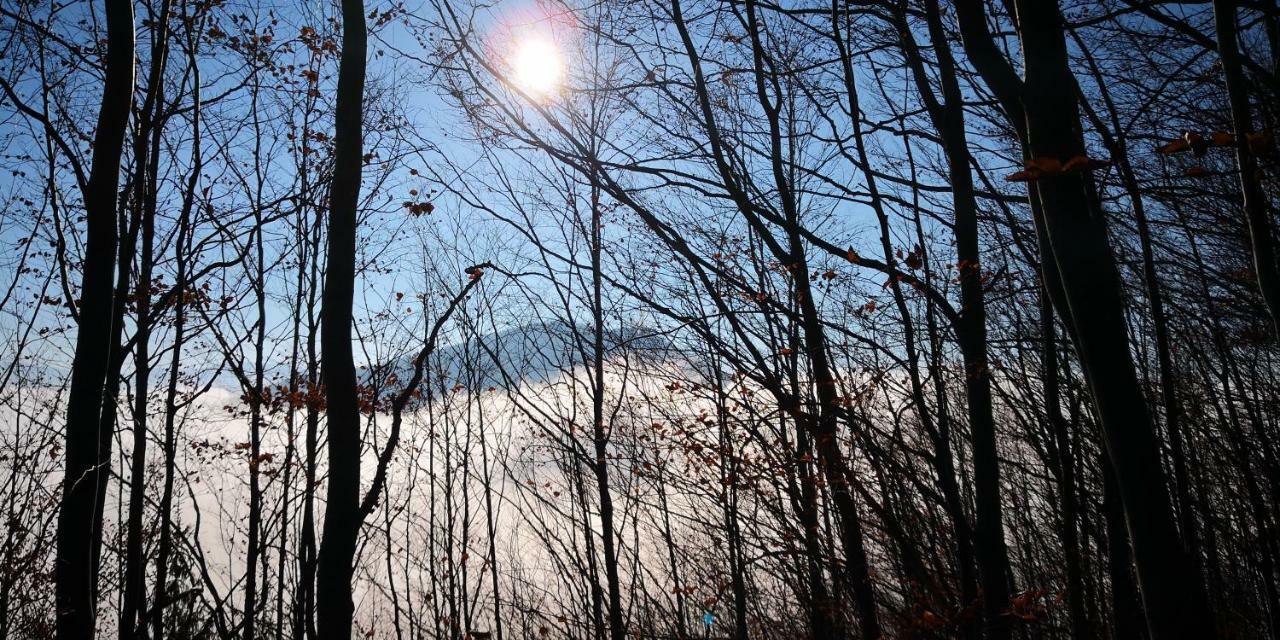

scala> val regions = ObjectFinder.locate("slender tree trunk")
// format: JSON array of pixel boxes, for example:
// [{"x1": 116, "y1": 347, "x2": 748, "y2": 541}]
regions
[
  {"x1": 54, "y1": 0, "x2": 135, "y2": 637},
  {"x1": 1102, "y1": 457, "x2": 1145, "y2": 640},
  {"x1": 153, "y1": 20, "x2": 200, "y2": 636},
  {"x1": 1040, "y1": 289, "x2": 1087, "y2": 640},
  {"x1": 315, "y1": 0, "x2": 366, "y2": 635},
  {"x1": 899, "y1": 3, "x2": 1011, "y2": 634},
  {"x1": 740, "y1": 3, "x2": 884, "y2": 633},
  {"x1": 120, "y1": 159, "x2": 154, "y2": 640},
  {"x1": 586, "y1": 177, "x2": 626, "y2": 640},
  {"x1": 478, "y1": 405, "x2": 503, "y2": 640},
  {"x1": 789, "y1": 392, "x2": 840, "y2": 640},
  {"x1": 654, "y1": 466, "x2": 687, "y2": 640},
  {"x1": 293, "y1": 58, "x2": 324, "y2": 640},
  {"x1": 1213, "y1": 0, "x2": 1280, "y2": 333},
  {"x1": 297, "y1": 200, "x2": 323, "y2": 640},
  {"x1": 243, "y1": 69, "x2": 269, "y2": 640},
  {"x1": 663, "y1": 2, "x2": 886, "y2": 631},
  {"x1": 122, "y1": 3, "x2": 173, "y2": 633},
  {"x1": 711, "y1": 363, "x2": 747, "y2": 640}
]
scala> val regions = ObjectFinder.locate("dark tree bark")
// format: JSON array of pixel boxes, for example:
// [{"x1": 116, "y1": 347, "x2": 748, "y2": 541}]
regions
[
  {"x1": 243, "y1": 67, "x2": 270, "y2": 640},
  {"x1": 1040, "y1": 288, "x2": 1087, "y2": 640},
  {"x1": 896, "y1": 2, "x2": 1011, "y2": 635},
  {"x1": 54, "y1": 0, "x2": 135, "y2": 638},
  {"x1": 121, "y1": 1, "x2": 173, "y2": 634},
  {"x1": 1213, "y1": 0, "x2": 1280, "y2": 333},
  {"x1": 1072, "y1": 46, "x2": 1208, "y2": 614},
  {"x1": 711, "y1": 362, "x2": 749, "y2": 640},
  {"x1": 153, "y1": 17, "x2": 200, "y2": 638},
  {"x1": 315, "y1": 0, "x2": 367, "y2": 636},
  {"x1": 296, "y1": 173, "x2": 324, "y2": 640},
  {"x1": 954, "y1": 1, "x2": 1216, "y2": 637},
  {"x1": 1102, "y1": 458, "x2": 1145, "y2": 640},
  {"x1": 586, "y1": 176, "x2": 626, "y2": 640}
]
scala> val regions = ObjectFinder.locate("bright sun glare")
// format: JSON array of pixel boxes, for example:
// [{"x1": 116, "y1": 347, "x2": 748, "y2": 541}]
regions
[{"x1": 512, "y1": 37, "x2": 563, "y2": 97}]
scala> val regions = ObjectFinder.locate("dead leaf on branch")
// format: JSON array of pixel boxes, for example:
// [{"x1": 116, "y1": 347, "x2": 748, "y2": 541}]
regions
[{"x1": 1004, "y1": 155, "x2": 1109, "y2": 182}]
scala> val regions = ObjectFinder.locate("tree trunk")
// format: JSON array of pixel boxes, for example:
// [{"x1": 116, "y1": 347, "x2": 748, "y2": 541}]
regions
[
  {"x1": 153, "y1": 20, "x2": 200, "y2": 637},
  {"x1": 314, "y1": 0, "x2": 366, "y2": 636},
  {"x1": 1213, "y1": 0, "x2": 1280, "y2": 333},
  {"x1": 1102, "y1": 458, "x2": 1145, "y2": 640},
  {"x1": 900, "y1": 2, "x2": 1012, "y2": 634},
  {"x1": 1012, "y1": 2, "x2": 1216, "y2": 637},
  {"x1": 1041, "y1": 289, "x2": 1087, "y2": 640},
  {"x1": 121, "y1": 2, "x2": 172, "y2": 633},
  {"x1": 955, "y1": 1, "x2": 1216, "y2": 635},
  {"x1": 54, "y1": 0, "x2": 134, "y2": 637},
  {"x1": 586, "y1": 176, "x2": 626, "y2": 640}
]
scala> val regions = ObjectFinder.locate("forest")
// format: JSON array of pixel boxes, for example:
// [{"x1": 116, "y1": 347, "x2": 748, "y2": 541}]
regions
[{"x1": 0, "y1": 0, "x2": 1278, "y2": 638}]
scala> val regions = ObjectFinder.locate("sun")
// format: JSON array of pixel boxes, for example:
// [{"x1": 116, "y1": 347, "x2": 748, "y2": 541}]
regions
[{"x1": 511, "y1": 37, "x2": 564, "y2": 98}]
